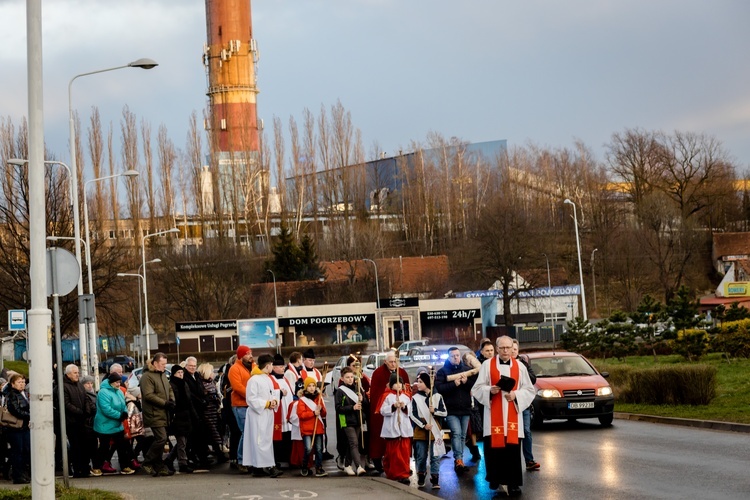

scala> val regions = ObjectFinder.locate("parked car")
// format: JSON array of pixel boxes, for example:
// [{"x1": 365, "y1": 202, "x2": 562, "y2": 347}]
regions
[
  {"x1": 362, "y1": 352, "x2": 389, "y2": 380},
  {"x1": 400, "y1": 343, "x2": 473, "y2": 383},
  {"x1": 99, "y1": 355, "x2": 135, "y2": 374},
  {"x1": 394, "y1": 339, "x2": 429, "y2": 360},
  {"x1": 125, "y1": 364, "x2": 174, "y2": 399},
  {"x1": 526, "y1": 351, "x2": 615, "y2": 427}
]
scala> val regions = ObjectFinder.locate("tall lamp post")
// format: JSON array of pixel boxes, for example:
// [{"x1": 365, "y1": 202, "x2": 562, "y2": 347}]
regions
[
  {"x1": 142, "y1": 228, "x2": 179, "y2": 358},
  {"x1": 69, "y1": 57, "x2": 157, "y2": 377},
  {"x1": 564, "y1": 199, "x2": 587, "y2": 321},
  {"x1": 117, "y1": 258, "x2": 161, "y2": 367},
  {"x1": 9, "y1": 158, "x2": 90, "y2": 373},
  {"x1": 543, "y1": 253, "x2": 556, "y2": 349},
  {"x1": 591, "y1": 248, "x2": 598, "y2": 315},
  {"x1": 83, "y1": 170, "x2": 139, "y2": 382},
  {"x1": 363, "y1": 259, "x2": 382, "y2": 350},
  {"x1": 267, "y1": 269, "x2": 279, "y2": 354}
]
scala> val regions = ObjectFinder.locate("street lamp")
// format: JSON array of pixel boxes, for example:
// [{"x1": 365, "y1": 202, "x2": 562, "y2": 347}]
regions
[
  {"x1": 142, "y1": 228, "x2": 179, "y2": 358},
  {"x1": 68, "y1": 58, "x2": 157, "y2": 377},
  {"x1": 564, "y1": 199, "x2": 587, "y2": 321},
  {"x1": 83, "y1": 170, "x2": 139, "y2": 378},
  {"x1": 10, "y1": 159, "x2": 90, "y2": 372},
  {"x1": 363, "y1": 259, "x2": 382, "y2": 350},
  {"x1": 543, "y1": 253, "x2": 555, "y2": 349},
  {"x1": 591, "y1": 248, "x2": 599, "y2": 315},
  {"x1": 267, "y1": 269, "x2": 279, "y2": 354},
  {"x1": 118, "y1": 258, "x2": 161, "y2": 367}
]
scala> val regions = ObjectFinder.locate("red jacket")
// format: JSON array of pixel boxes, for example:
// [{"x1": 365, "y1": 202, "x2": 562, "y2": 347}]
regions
[{"x1": 296, "y1": 391, "x2": 327, "y2": 436}]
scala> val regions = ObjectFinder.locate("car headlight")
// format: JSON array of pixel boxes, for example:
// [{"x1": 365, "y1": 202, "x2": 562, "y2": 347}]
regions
[
  {"x1": 597, "y1": 386, "x2": 613, "y2": 396},
  {"x1": 537, "y1": 388, "x2": 561, "y2": 398}
]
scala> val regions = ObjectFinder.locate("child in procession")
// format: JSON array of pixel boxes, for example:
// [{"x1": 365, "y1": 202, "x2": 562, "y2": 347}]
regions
[
  {"x1": 297, "y1": 377, "x2": 328, "y2": 478},
  {"x1": 334, "y1": 367, "x2": 369, "y2": 476},
  {"x1": 410, "y1": 371, "x2": 447, "y2": 489},
  {"x1": 379, "y1": 373, "x2": 412, "y2": 484}
]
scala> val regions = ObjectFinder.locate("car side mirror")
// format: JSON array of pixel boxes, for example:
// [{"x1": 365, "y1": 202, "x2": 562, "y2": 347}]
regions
[{"x1": 600, "y1": 371, "x2": 609, "y2": 378}]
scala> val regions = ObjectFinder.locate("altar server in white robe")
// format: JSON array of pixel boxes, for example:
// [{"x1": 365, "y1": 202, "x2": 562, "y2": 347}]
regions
[{"x1": 243, "y1": 354, "x2": 284, "y2": 477}]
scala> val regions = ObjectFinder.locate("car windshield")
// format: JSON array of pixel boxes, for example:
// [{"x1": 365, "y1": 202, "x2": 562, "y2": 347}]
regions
[{"x1": 530, "y1": 356, "x2": 597, "y2": 377}]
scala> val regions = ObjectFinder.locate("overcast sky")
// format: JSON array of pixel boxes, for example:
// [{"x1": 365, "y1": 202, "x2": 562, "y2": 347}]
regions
[{"x1": 2, "y1": 0, "x2": 749, "y2": 178}]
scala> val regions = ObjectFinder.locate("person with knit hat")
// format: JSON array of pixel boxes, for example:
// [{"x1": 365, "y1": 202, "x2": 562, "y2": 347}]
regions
[
  {"x1": 334, "y1": 366, "x2": 369, "y2": 476},
  {"x1": 379, "y1": 372, "x2": 412, "y2": 484},
  {"x1": 300, "y1": 349, "x2": 333, "y2": 460},
  {"x1": 243, "y1": 354, "x2": 283, "y2": 478},
  {"x1": 296, "y1": 376, "x2": 327, "y2": 477},
  {"x1": 410, "y1": 370, "x2": 447, "y2": 489},
  {"x1": 228, "y1": 345, "x2": 253, "y2": 472},
  {"x1": 271, "y1": 354, "x2": 293, "y2": 467},
  {"x1": 92, "y1": 373, "x2": 135, "y2": 476}
]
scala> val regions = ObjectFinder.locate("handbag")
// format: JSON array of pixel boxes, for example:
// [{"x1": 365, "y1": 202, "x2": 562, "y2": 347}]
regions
[
  {"x1": 125, "y1": 402, "x2": 144, "y2": 439},
  {"x1": 0, "y1": 403, "x2": 23, "y2": 429}
]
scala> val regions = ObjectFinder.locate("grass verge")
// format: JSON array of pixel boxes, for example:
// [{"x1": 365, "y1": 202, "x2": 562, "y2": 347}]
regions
[
  {"x1": 0, "y1": 483, "x2": 123, "y2": 499},
  {"x1": 593, "y1": 353, "x2": 750, "y2": 424}
]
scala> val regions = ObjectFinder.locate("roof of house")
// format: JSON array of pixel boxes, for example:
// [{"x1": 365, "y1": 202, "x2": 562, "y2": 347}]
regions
[{"x1": 322, "y1": 256, "x2": 449, "y2": 295}]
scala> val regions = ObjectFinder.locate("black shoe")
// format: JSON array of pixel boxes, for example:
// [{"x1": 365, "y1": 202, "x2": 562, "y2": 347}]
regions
[
  {"x1": 417, "y1": 473, "x2": 426, "y2": 487},
  {"x1": 300, "y1": 468, "x2": 309, "y2": 477},
  {"x1": 140, "y1": 464, "x2": 156, "y2": 476},
  {"x1": 508, "y1": 486, "x2": 522, "y2": 497},
  {"x1": 315, "y1": 467, "x2": 328, "y2": 477},
  {"x1": 398, "y1": 477, "x2": 411, "y2": 485},
  {"x1": 266, "y1": 466, "x2": 283, "y2": 478},
  {"x1": 179, "y1": 464, "x2": 194, "y2": 474},
  {"x1": 157, "y1": 465, "x2": 174, "y2": 477},
  {"x1": 322, "y1": 451, "x2": 334, "y2": 461},
  {"x1": 472, "y1": 452, "x2": 482, "y2": 462}
]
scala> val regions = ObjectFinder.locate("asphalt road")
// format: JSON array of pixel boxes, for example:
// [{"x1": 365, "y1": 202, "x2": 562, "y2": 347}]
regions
[
  {"x1": 7, "y1": 402, "x2": 750, "y2": 499},
  {"x1": 430, "y1": 418, "x2": 750, "y2": 499}
]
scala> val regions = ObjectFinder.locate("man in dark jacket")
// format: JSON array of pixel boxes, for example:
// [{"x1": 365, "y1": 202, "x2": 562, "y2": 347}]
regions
[
  {"x1": 435, "y1": 347, "x2": 477, "y2": 474},
  {"x1": 140, "y1": 352, "x2": 175, "y2": 477},
  {"x1": 63, "y1": 364, "x2": 96, "y2": 477}
]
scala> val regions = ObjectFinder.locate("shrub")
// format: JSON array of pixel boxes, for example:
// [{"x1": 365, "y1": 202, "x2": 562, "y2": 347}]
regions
[
  {"x1": 711, "y1": 319, "x2": 750, "y2": 358},
  {"x1": 672, "y1": 329, "x2": 709, "y2": 361},
  {"x1": 608, "y1": 364, "x2": 717, "y2": 405}
]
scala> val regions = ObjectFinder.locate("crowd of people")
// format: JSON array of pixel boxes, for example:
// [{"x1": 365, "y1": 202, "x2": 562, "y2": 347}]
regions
[{"x1": 0, "y1": 335, "x2": 539, "y2": 496}]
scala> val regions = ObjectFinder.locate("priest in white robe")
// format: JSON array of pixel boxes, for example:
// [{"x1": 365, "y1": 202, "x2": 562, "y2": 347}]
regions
[{"x1": 471, "y1": 336, "x2": 535, "y2": 497}]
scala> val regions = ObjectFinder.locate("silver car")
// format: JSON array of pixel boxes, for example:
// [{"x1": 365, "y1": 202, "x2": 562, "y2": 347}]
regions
[{"x1": 125, "y1": 364, "x2": 173, "y2": 399}]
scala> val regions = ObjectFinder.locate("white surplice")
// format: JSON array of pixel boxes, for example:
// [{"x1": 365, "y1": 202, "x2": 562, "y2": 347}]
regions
[{"x1": 243, "y1": 372, "x2": 280, "y2": 467}]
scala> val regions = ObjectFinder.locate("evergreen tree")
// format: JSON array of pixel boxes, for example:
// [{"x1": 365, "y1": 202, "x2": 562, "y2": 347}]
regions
[
  {"x1": 299, "y1": 234, "x2": 324, "y2": 280},
  {"x1": 268, "y1": 223, "x2": 304, "y2": 281},
  {"x1": 667, "y1": 285, "x2": 699, "y2": 331}
]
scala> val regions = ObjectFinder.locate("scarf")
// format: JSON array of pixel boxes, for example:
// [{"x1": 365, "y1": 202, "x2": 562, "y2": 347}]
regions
[{"x1": 489, "y1": 356, "x2": 520, "y2": 448}]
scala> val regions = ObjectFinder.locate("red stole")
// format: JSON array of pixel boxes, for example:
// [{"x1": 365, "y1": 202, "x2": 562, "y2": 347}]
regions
[
  {"x1": 269, "y1": 375, "x2": 282, "y2": 441},
  {"x1": 489, "y1": 357, "x2": 520, "y2": 448}
]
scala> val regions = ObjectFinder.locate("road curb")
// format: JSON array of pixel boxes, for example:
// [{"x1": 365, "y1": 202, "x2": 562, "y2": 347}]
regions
[
  {"x1": 371, "y1": 477, "x2": 437, "y2": 499},
  {"x1": 615, "y1": 412, "x2": 750, "y2": 433}
]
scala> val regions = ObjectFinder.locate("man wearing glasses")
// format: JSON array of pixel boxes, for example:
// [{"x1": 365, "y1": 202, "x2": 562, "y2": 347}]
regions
[{"x1": 471, "y1": 336, "x2": 535, "y2": 497}]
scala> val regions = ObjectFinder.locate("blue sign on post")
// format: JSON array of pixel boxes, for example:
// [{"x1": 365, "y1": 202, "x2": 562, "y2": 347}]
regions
[{"x1": 8, "y1": 310, "x2": 26, "y2": 331}]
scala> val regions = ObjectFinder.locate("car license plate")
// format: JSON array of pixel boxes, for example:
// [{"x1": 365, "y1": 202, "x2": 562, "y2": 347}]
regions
[{"x1": 568, "y1": 401, "x2": 595, "y2": 409}]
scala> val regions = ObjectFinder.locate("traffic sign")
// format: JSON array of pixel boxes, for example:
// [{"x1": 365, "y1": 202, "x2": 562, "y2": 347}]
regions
[{"x1": 8, "y1": 310, "x2": 26, "y2": 331}]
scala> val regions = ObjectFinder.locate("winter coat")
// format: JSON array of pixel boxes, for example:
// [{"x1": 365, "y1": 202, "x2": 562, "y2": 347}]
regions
[
  {"x1": 334, "y1": 382, "x2": 369, "y2": 428},
  {"x1": 199, "y1": 376, "x2": 223, "y2": 447},
  {"x1": 229, "y1": 359, "x2": 253, "y2": 407},
  {"x1": 168, "y1": 376, "x2": 198, "y2": 436},
  {"x1": 184, "y1": 372, "x2": 207, "y2": 418},
  {"x1": 435, "y1": 359, "x2": 477, "y2": 416},
  {"x1": 140, "y1": 361, "x2": 174, "y2": 428},
  {"x1": 5, "y1": 385, "x2": 30, "y2": 431},
  {"x1": 297, "y1": 390, "x2": 327, "y2": 436},
  {"x1": 63, "y1": 375, "x2": 95, "y2": 427},
  {"x1": 93, "y1": 380, "x2": 127, "y2": 435}
]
